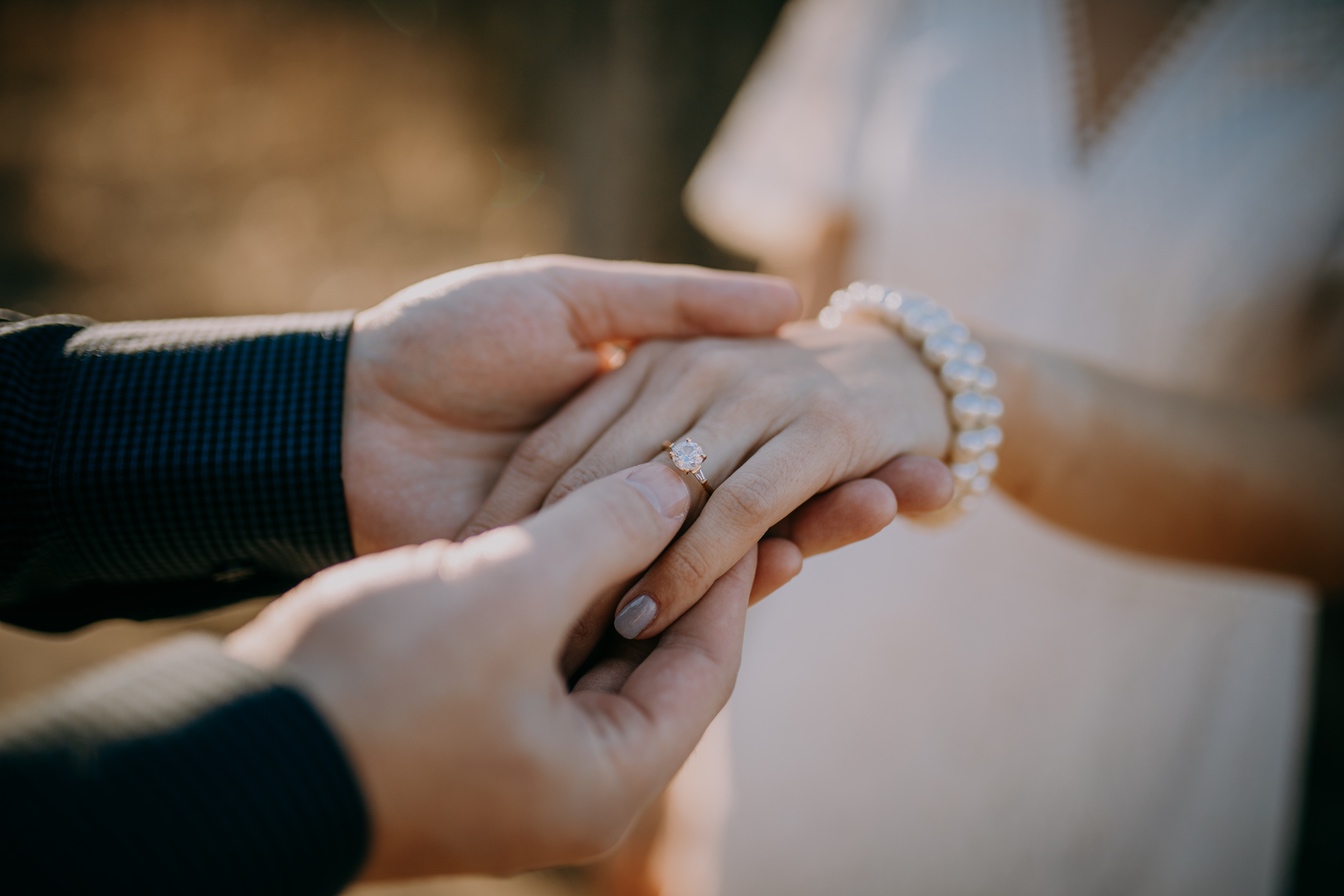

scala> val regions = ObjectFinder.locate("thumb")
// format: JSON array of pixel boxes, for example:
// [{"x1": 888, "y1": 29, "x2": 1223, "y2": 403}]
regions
[
  {"x1": 512, "y1": 463, "x2": 691, "y2": 637},
  {"x1": 549, "y1": 257, "x2": 802, "y2": 344}
]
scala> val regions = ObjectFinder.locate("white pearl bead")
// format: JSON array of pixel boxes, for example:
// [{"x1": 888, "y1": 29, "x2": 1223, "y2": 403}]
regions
[
  {"x1": 902, "y1": 308, "x2": 947, "y2": 341},
  {"x1": 818, "y1": 306, "x2": 845, "y2": 329},
  {"x1": 900, "y1": 294, "x2": 932, "y2": 316},
  {"x1": 950, "y1": 392, "x2": 985, "y2": 427},
  {"x1": 900, "y1": 293, "x2": 933, "y2": 316},
  {"x1": 941, "y1": 322, "x2": 970, "y2": 345},
  {"x1": 898, "y1": 310, "x2": 927, "y2": 338},
  {"x1": 897, "y1": 298, "x2": 930, "y2": 329},
  {"x1": 953, "y1": 429, "x2": 987, "y2": 463},
  {"x1": 959, "y1": 340, "x2": 986, "y2": 365},
  {"x1": 847, "y1": 285, "x2": 874, "y2": 309},
  {"x1": 951, "y1": 462, "x2": 980, "y2": 483},
  {"x1": 940, "y1": 359, "x2": 979, "y2": 392},
  {"x1": 922, "y1": 333, "x2": 962, "y2": 366},
  {"x1": 823, "y1": 282, "x2": 1000, "y2": 519}
]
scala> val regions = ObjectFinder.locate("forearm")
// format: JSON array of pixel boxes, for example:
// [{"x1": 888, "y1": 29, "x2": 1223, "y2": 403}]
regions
[
  {"x1": 988, "y1": 337, "x2": 1344, "y2": 586},
  {"x1": 0, "y1": 311, "x2": 357, "y2": 630}
]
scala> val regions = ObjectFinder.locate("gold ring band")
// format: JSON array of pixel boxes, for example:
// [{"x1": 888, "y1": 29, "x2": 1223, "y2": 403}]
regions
[{"x1": 662, "y1": 438, "x2": 714, "y2": 494}]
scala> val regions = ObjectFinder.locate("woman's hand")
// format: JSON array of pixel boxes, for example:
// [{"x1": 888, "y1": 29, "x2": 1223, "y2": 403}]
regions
[
  {"x1": 226, "y1": 463, "x2": 753, "y2": 879},
  {"x1": 463, "y1": 318, "x2": 954, "y2": 643}
]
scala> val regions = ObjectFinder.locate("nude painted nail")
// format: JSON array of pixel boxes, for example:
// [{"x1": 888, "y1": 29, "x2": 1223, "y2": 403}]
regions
[{"x1": 614, "y1": 594, "x2": 658, "y2": 639}]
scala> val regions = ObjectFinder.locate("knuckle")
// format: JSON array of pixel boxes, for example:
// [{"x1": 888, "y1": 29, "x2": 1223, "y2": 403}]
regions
[
  {"x1": 545, "y1": 470, "x2": 592, "y2": 507},
  {"x1": 803, "y1": 386, "x2": 859, "y2": 426},
  {"x1": 715, "y1": 472, "x2": 779, "y2": 527},
  {"x1": 657, "y1": 341, "x2": 703, "y2": 382},
  {"x1": 662, "y1": 537, "x2": 717, "y2": 587},
  {"x1": 659, "y1": 339, "x2": 734, "y2": 390},
  {"x1": 511, "y1": 429, "x2": 569, "y2": 482},
  {"x1": 800, "y1": 400, "x2": 866, "y2": 466},
  {"x1": 692, "y1": 341, "x2": 747, "y2": 384}
]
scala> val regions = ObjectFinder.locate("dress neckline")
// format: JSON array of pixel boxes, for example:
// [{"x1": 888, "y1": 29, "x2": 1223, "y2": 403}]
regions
[{"x1": 1063, "y1": 0, "x2": 1224, "y2": 161}]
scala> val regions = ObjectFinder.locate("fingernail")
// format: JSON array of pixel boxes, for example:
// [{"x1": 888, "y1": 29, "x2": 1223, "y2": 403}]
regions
[
  {"x1": 624, "y1": 464, "x2": 690, "y2": 519},
  {"x1": 614, "y1": 594, "x2": 658, "y2": 639}
]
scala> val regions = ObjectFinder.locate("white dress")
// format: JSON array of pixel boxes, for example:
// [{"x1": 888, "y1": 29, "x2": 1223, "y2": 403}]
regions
[{"x1": 684, "y1": 1, "x2": 1344, "y2": 893}]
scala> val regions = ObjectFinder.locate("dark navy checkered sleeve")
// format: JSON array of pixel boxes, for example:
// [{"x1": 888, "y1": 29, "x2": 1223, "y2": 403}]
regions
[
  {"x1": 0, "y1": 634, "x2": 370, "y2": 894},
  {"x1": 0, "y1": 309, "x2": 357, "y2": 631}
]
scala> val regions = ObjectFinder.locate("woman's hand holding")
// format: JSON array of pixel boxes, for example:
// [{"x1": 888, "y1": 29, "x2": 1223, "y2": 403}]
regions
[{"x1": 464, "y1": 318, "x2": 954, "y2": 645}]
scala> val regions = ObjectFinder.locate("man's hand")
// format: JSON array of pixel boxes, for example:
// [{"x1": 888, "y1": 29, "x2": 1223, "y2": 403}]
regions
[
  {"x1": 341, "y1": 256, "x2": 801, "y2": 556},
  {"x1": 224, "y1": 462, "x2": 749, "y2": 879}
]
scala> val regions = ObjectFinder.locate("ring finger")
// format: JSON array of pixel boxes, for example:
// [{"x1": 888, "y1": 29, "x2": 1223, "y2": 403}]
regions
[
  {"x1": 546, "y1": 397, "x2": 778, "y2": 518},
  {"x1": 551, "y1": 402, "x2": 783, "y2": 663}
]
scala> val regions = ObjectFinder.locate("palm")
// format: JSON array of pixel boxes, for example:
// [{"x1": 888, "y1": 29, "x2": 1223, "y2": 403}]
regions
[{"x1": 340, "y1": 257, "x2": 802, "y2": 555}]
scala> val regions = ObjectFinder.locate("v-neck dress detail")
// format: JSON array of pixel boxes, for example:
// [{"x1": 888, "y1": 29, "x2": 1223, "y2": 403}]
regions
[{"x1": 1063, "y1": 0, "x2": 1224, "y2": 158}]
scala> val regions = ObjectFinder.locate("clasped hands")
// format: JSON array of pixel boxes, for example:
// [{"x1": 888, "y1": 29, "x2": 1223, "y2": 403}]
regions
[{"x1": 225, "y1": 256, "x2": 952, "y2": 879}]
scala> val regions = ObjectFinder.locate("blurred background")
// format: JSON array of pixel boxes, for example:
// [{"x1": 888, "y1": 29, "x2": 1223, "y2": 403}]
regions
[
  {"x1": 0, "y1": 1, "x2": 785, "y2": 893},
  {"x1": 0, "y1": 0, "x2": 788, "y2": 322}
]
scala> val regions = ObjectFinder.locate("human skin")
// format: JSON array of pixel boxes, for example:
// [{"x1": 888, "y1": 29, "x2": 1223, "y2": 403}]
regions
[
  {"x1": 341, "y1": 255, "x2": 954, "y2": 626},
  {"x1": 328, "y1": 254, "x2": 952, "y2": 889},
  {"x1": 465, "y1": 268, "x2": 1344, "y2": 648},
  {"x1": 778, "y1": 228, "x2": 1344, "y2": 588},
  {"x1": 986, "y1": 331, "x2": 1344, "y2": 586},
  {"x1": 224, "y1": 463, "x2": 755, "y2": 879},
  {"x1": 464, "y1": 317, "x2": 955, "y2": 641}
]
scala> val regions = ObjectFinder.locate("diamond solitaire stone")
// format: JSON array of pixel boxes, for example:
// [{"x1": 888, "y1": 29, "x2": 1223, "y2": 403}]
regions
[{"x1": 668, "y1": 438, "x2": 707, "y2": 473}]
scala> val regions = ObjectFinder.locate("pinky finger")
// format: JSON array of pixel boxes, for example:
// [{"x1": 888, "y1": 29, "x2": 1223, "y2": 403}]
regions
[
  {"x1": 868, "y1": 454, "x2": 954, "y2": 514},
  {"x1": 751, "y1": 538, "x2": 803, "y2": 605},
  {"x1": 784, "y1": 478, "x2": 897, "y2": 558}
]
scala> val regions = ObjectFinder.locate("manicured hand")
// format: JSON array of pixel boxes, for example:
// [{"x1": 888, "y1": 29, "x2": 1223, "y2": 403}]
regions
[
  {"x1": 224, "y1": 463, "x2": 752, "y2": 879},
  {"x1": 464, "y1": 318, "x2": 954, "y2": 643}
]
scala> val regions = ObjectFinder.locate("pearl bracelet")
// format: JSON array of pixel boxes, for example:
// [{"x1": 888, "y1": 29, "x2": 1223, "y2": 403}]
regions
[{"x1": 820, "y1": 282, "x2": 1003, "y2": 515}]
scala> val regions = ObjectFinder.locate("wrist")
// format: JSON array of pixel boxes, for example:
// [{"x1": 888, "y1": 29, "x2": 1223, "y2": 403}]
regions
[
  {"x1": 872, "y1": 321, "x2": 954, "y2": 458},
  {"x1": 823, "y1": 284, "x2": 1003, "y2": 514}
]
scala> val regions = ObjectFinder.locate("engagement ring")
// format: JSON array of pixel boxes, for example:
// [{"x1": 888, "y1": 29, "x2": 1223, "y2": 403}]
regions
[{"x1": 662, "y1": 438, "x2": 713, "y2": 494}]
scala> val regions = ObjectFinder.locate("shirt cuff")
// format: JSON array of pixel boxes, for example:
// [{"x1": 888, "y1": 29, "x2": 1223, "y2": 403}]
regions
[{"x1": 0, "y1": 634, "x2": 370, "y2": 895}]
